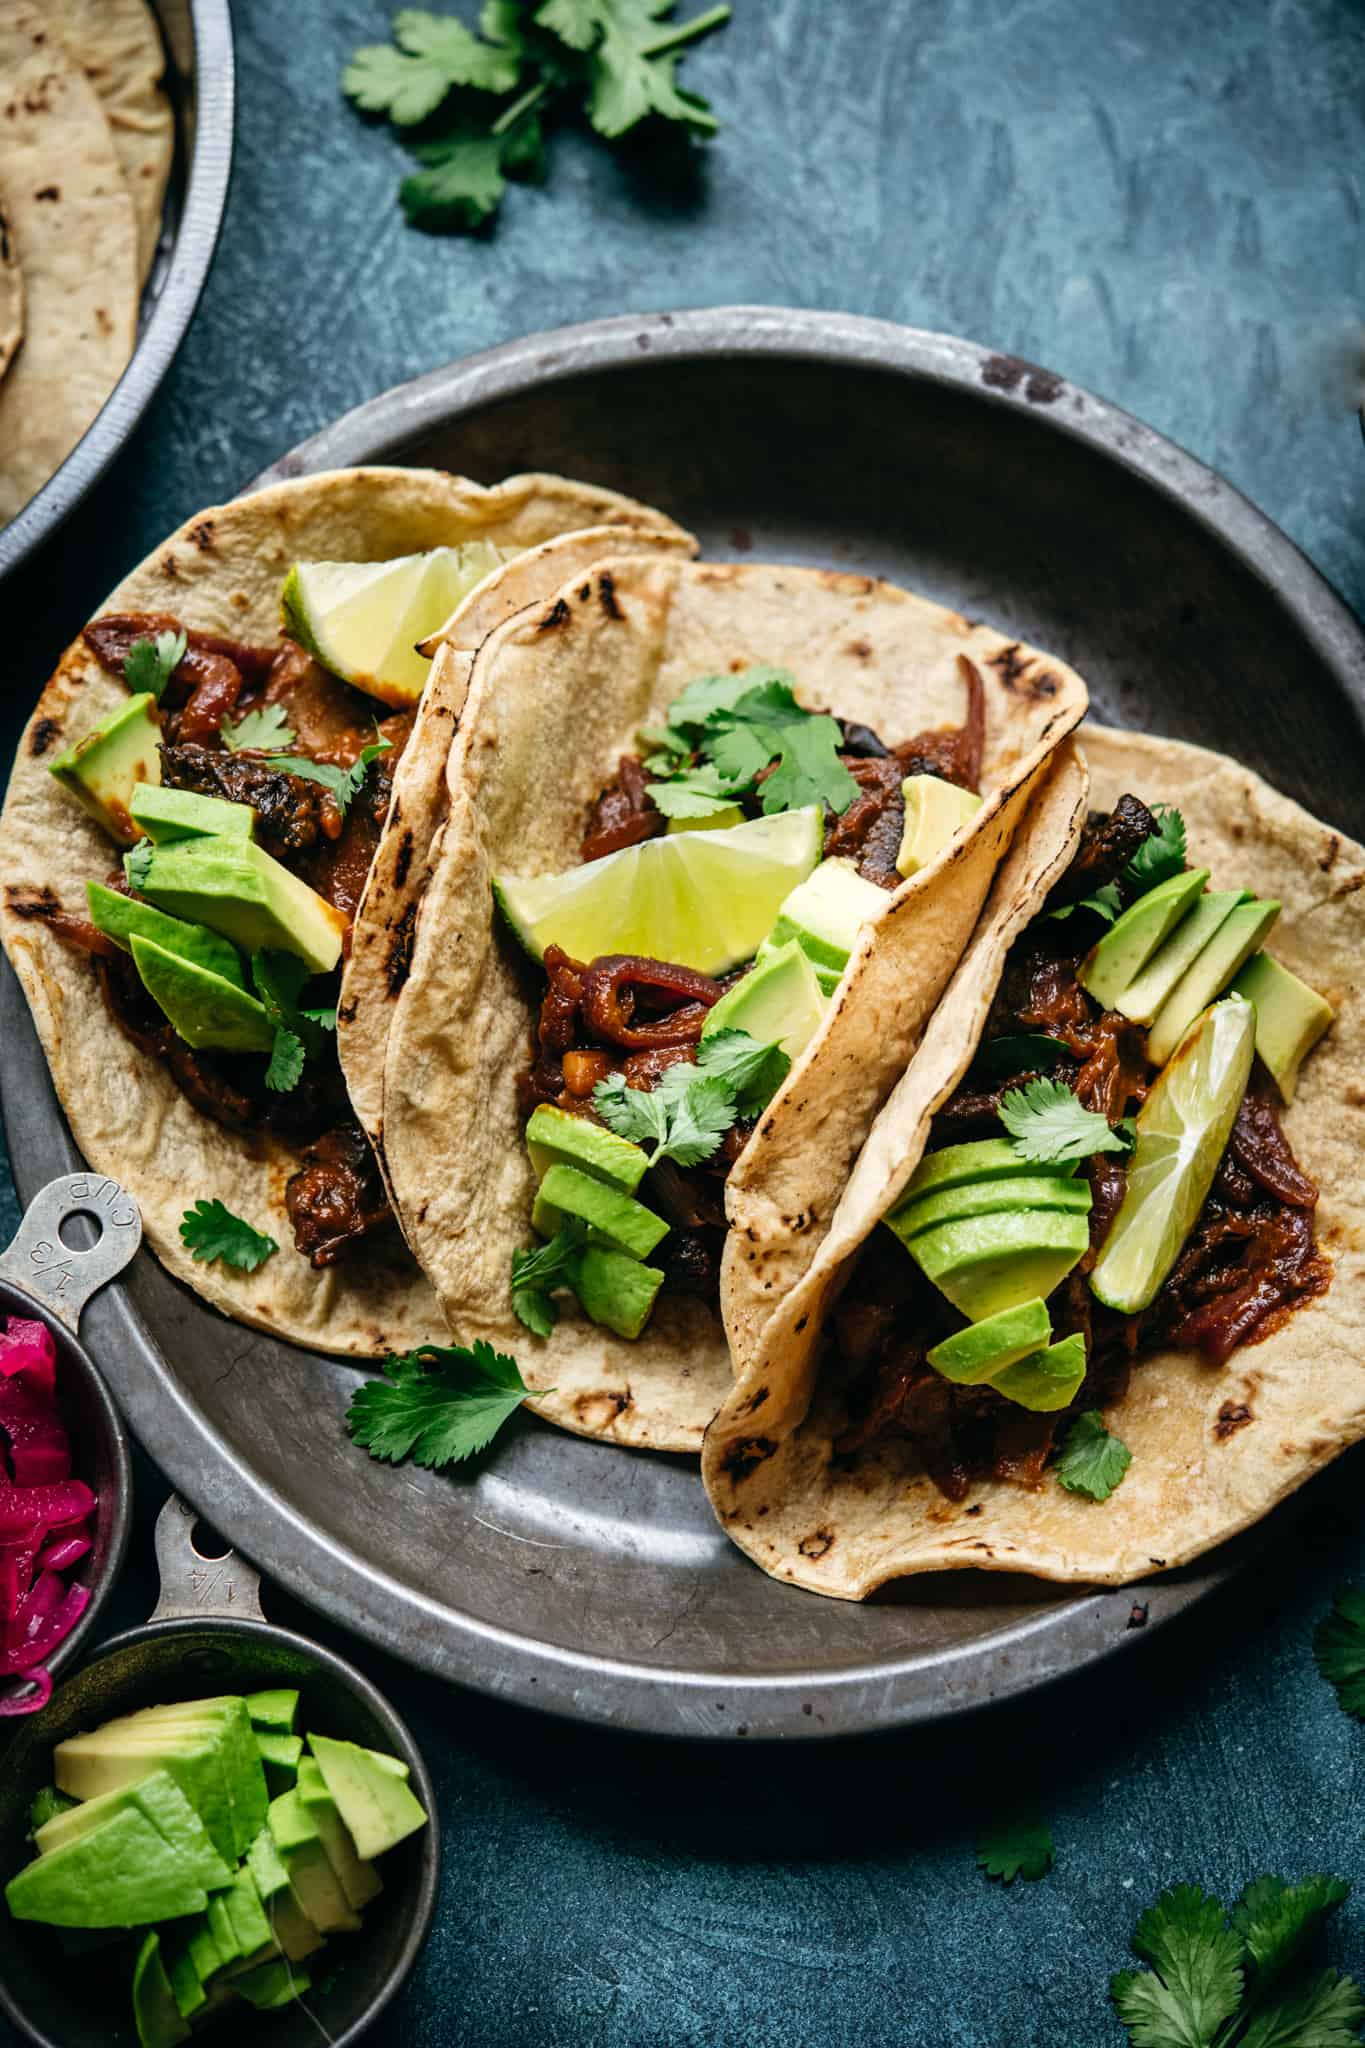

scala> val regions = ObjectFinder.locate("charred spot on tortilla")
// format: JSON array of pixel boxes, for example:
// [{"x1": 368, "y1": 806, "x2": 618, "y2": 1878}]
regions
[
  {"x1": 189, "y1": 519, "x2": 216, "y2": 552},
  {"x1": 597, "y1": 572, "x2": 623, "y2": 620},
  {"x1": 28, "y1": 716, "x2": 60, "y2": 756},
  {"x1": 989, "y1": 643, "x2": 1028, "y2": 688},
  {"x1": 1319, "y1": 835, "x2": 1341, "y2": 871},
  {"x1": 5, "y1": 883, "x2": 61, "y2": 919},
  {"x1": 723, "y1": 1437, "x2": 776, "y2": 1482},
  {"x1": 161, "y1": 552, "x2": 179, "y2": 580},
  {"x1": 798, "y1": 1529, "x2": 834, "y2": 1560},
  {"x1": 537, "y1": 597, "x2": 571, "y2": 633},
  {"x1": 1215, "y1": 1401, "x2": 1255, "y2": 1439},
  {"x1": 384, "y1": 901, "x2": 418, "y2": 995},
  {"x1": 845, "y1": 639, "x2": 873, "y2": 661},
  {"x1": 740, "y1": 1387, "x2": 769, "y2": 1415},
  {"x1": 392, "y1": 829, "x2": 414, "y2": 890}
]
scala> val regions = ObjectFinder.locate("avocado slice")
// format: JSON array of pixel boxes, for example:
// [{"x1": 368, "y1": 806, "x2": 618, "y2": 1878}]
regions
[
  {"x1": 246, "y1": 1827, "x2": 326, "y2": 1962},
  {"x1": 256, "y1": 1730, "x2": 304, "y2": 1795},
  {"x1": 901, "y1": 1138, "x2": 1079, "y2": 1202},
  {"x1": 1079, "y1": 867, "x2": 1210, "y2": 1010},
  {"x1": 700, "y1": 938, "x2": 827, "y2": 1066},
  {"x1": 87, "y1": 880, "x2": 247, "y2": 991},
  {"x1": 224, "y1": 1866, "x2": 273, "y2": 1959},
  {"x1": 925, "y1": 1298, "x2": 1053, "y2": 1385},
  {"x1": 54, "y1": 1702, "x2": 243, "y2": 1865},
  {"x1": 896, "y1": 774, "x2": 983, "y2": 878},
  {"x1": 28, "y1": 1785, "x2": 77, "y2": 1833},
  {"x1": 1230, "y1": 951, "x2": 1334, "y2": 1102},
  {"x1": 267, "y1": 1790, "x2": 361, "y2": 1933},
  {"x1": 888, "y1": 1172, "x2": 1091, "y2": 1245},
  {"x1": 132, "y1": 1931, "x2": 190, "y2": 2048},
  {"x1": 525, "y1": 1104, "x2": 648, "y2": 1194},
  {"x1": 163, "y1": 1938, "x2": 208, "y2": 2021},
  {"x1": 34, "y1": 1766, "x2": 233, "y2": 1890},
  {"x1": 187, "y1": 1918, "x2": 223, "y2": 1986},
  {"x1": 232, "y1": 1958, "x2": 313, "y2": 2010},
  {"x1": 246, "y1": 1687, "x2": 301, "y2": 1734},
  {"x1": 206, "y1": 1892, "x2": 244, "y2": 1968},
  {"x1": 307, "y1": 1734, "x2": 428, "y2": 1860},
  {"x1": 765, "y1": 856, "x2": 888, "y2": 976},
  {"x1": 131, "y1": 835, "x2": 345, "y2": 974},
  {"x1": 1113, "y1": 888, "x2": 1251, "y2": 1024},
  {"x1": 297, "y1": 1756, "x2": 383, "y2": 1909},
  {"x1": 130, "y1": 936, "x2": 275, "y2": 1053},
  {"x1": 532, "y1": 1164, "x2": 668, "y2": 1261},
  {"x1": 1147, "y1": 899, "x2": 1281, "y2": 1067},
  {"x1": 905, "y1": 1209, "x2": 1091, "y2": 1321},
  {"x1": 49, "y1": 693, "x2": 161, "y2": 846},
  {"x1": 991, "y1": 1331, "x2": 1088, "y2": 1411},
  {"x1": 5, "y1": 1805, "x2": 209, "y2": 1927},
  {"x1": 568, "y1": 1244, "x2": 664, "y2": 1340},
  {"x1": 129, "y1": 781, "x2": 255, "y2": 844}
]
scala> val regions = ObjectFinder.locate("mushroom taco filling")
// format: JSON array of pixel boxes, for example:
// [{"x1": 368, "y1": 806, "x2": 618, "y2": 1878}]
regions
[{"x1": 703, "y1": 729, "x2": 1361, "y2": 1594}]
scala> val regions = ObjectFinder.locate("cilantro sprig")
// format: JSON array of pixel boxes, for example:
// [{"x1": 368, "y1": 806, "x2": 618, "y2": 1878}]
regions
[
  {"x1": 344, "y1": 2, "x2": 730, "y2": 235},
  {"x1": 592, "y1": 1028, "x2": 790, "y2": 1168},
  {"x1": 264, "y1": 734, "x2": 392, "y2": 821},
  {"x1": 1054, "y1": 1410, "x2": 1131, "y2": 1501},
  {"x1": 347, "y1": 1338, "x2": 549, "y2": 1468},
  {"x1": 511, "y1": 1224, "x2": 584, "y2": 1336},
  {"x1": 179, "y1": 1200, "x2": 278, "y2": 1272},
  {"x1": 644, "y1": 668, "x2": 858, "y2": 821},
  {"x1": 1112, "y1": 1874, "x2": 1360, "y2": 2048},
  {"x1": 125, "y1": 629, "x2": 186, "y2": 704},
  {"x1": 124, "y1": 839, "x2": 155, "y2": 892},
  {"x1": 1127, "y1": 804, "x2": 1187, "y2": 892},
  {"x1": 222, "y1": 703, "x2": 296, "y2": 753},
  {"x1": 1314, "y1": 1589, "x2": 1365, "y2": 1720},
  {"x1": 250, "y1": 952, "x2": 332, "y2": 1096},
  {"x1": 976, "y1": 1814, "x2": 1055, "y2": 1885},
  {"x1": 998, "y1": 1076, "x2": 1131, "y2": 1165}
]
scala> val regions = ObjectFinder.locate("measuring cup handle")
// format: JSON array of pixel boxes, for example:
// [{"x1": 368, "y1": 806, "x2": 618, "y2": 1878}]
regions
[
  {"x1": 0, "y1": 1173, "x2": 142, "y2": 1331},
  {"x1": 148, "y1": 1494, "x2": 266, "y2": 1624}
]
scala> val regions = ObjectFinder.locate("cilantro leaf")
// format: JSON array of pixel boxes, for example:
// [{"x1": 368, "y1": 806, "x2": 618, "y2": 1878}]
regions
[
  {"x1": 1128, "y1": 806, "x2": 1187, "y2": 894},
  {"x1": 694, "y1": 1027, "x2": 790, "y2": 1115},
  {"x1": 651, "y1": 668, "x2": 858, "y2": 819},
  {"x1": 179, "y1": 1199, "x2": 278, "y2": 1272},
  {"x1": 347, "y1": 1338, "x2": 545, "y2": 1469},
  {"x1": 1055, "y1": 1410, "x2": 1132, "y2": 1501},
  {"x1": 511, "y1": 1225, "x2": 583, "y2": 1337},
  {"x1": 1314, "y1": 1589, "x2": 1365, "y2": 1720},
  {"x1": 665, "y1": 668, "x2": 784, "y2": 733},
  {"x1": 402, "y1": 114, "x2": 545, "y2": 230},
  {"x1": 124, "y1": 629, "x2": 186, "y2": 704},
  {"x1": 343, "y1": 9, "x2": 520, "y2": 125},
  {"x1": 593, "y1": 1062, "x2": 736, "y2": 1167},
  {"x1": 1233, "y1": 1876, "x2": 1352, "y2": 2003},
  {"x1": 593, "y1": 1071, "x2": 670, "y2": 1153},
  {"x1": 644, "y1": 777, "x2": 739, "y2": 821},
  {"x1": 124, "y1": 838, "x2": 155, "y2": 892},
  {"x1": 758, "y1": 713, "x2": 856, "y2": 815},
  {"x1": 998, "y1": 1075, "x2": 1130, "y2": 1164},
  {"x1": 1112, "y1": 1884, "x2": 1245, "y2": 2048},
  {"x1": 1048, "y1": 881, "x2": 1123, "y2": 925},
  {"x1": 1238, "y1": 1969, "x2": 1365, "y2": 2048},
  {"x1": 251, "y1": 952, "x2": 330, "y2": 1087},
  {"x1": 265, "y1": 734, "x2": 392, "y2": 821},
  {"x1": 265, "y1": 1027, "x2": 306, "y2": 1093},
  {"x1": 221, "y1": 703, "x2": 295, "y2": 753},
  {"x1": 976, "y1": 1814, "x2": 1054, "y2": 1884},
  {"x1": 304, "y1": 1004, "x2": 338, "y2": 1031}
]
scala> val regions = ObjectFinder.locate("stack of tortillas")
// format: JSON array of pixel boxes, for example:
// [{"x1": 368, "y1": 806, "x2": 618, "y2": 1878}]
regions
[{"x1": 0, "y1": 0, "x2": 174, "y2": 527}]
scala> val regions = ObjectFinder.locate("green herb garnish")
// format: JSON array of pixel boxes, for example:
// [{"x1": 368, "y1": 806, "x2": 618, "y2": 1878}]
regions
[
  {"x1": 1047, "y1": 881, "x2": 1123, "y2": 926},
  {"x1": 265, "y1": 734, "x2": 392, "y2": 821},
  {"x1": 344, "y1": 2, "x2": 730, "y2": 235},
  {"x1": 1112, "y1": 1875, "x2": 1360, "y2": 2048},
  {"x1": 511, "y1": 1224, "x2": 584, "y2": 1337},
  {"x1": 250, "y1": 952, "x2": 331, "y2": 1094},
  {"x1": 347, "y1": 1338, "x2": 548, "y2": 1468},
  {"x1": 645, "y1": 668, "x2": 858, "y2": 820},
  {"x1": 124, "y1": 629, "x2": 186, "y2": 704},
  {"x1": 179, "y1": 1200, "x2": 278, "y2": 1272},
  {"x1": 592, "y1": 1027, "x2": 788, "y2": 1166},
  {"x1": 123, "y1": 839, "x2": 155, "y2": 892},
  {"x1": 976, "y1": 1814, "x2": 1054, "y2": 1884},
  {"x1": 998, "y1": 1075, "x2": 1130, "y2": 1165},
  {"x1": 1314, "y1": 1589, "x2": 1365, "y2": 1720},
  {"x1": 1054, "y1": 1410, "x2": 1132, "y2": 1502},
  {"x1": 1127, "y1": 804, "x2": 1187, "y2": 893},
  {"x1": 221, "y1": 703, "x2": 296, "y2": 753}
]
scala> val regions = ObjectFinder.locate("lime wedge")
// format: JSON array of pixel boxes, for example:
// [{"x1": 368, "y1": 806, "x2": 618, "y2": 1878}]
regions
[
  {"x1": 1089, "y1": 994, "x2": 1255, "y2": 1314},
  {"x1": 281, "y1": 544, "x2": 510, "y2": 709},
  {"x1": 494, "y1": 807, "x2": 824, "y2": 977}
]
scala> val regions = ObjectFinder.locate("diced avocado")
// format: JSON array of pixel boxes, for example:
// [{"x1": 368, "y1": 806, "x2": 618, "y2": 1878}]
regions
[
  {"x1": 896, "y1": 774, "x2": 983, "y2": 877},
  {"x1": 765, "y1": 857, "x2": 887, "y2": 976},
  {"x1": 925, "y1": 1299, "x2": 1053, "y2": 1385},
  {"x1": 214, "y1": 1696, "x2": 268, "y2": 1861},
  {"x1": 247, "y1": 1829, "x2": 326, "y2": 1963},
  {"x1": 54, "y1": 1703, "x2": 242, "y2": 1865},
  {"x1": 224, "y1": 1868, "x2": 272, "y2": 1960},
  {"x1": 5, "y1": 1806, "x2": 208, "y2": 1927},
  {"x1": 164, "y1": 1939, "x2": 208, "y2": 2021},
  {"x1": 532, "y1": 1164, "x2": 668, "y2": 1261},
  {"x1": 87, "y1": 881, "x2": 247, "y2": 991},
  {"x1": 568, "y1": 1244, "x2": 665, "y2": 1340},
  {"x1": 901, "y1": 1138, "x2": 1079, "y2": 1202},
  {"x1": 129, "y1": 782, "x2": 255, "y2": 844},
  {"x1": 49, "y1": 693, "x2": 162, "y2": 846},
  {"x1": 267, "y1": 1791, "x2": 361, "y2": 1934},
  {"x1": 187, "y1": 1921, "x2": 223, "y2": 1986},
  {"x1": 1113, "y1": 889, "x2": 1251, "y2": 1023},
  {"x1": 28, "y1": 1785, "x2": 77, "y2": 1833},
  {"x1": 35, "y1": 1767, "x2": 233, "y2": 1891},
  {"x1": 307, "y1": 1734, "x2": 429, "y2": 1861},
  {"x1": 132, "y1": 1931, "x2": 190, "y2": 2048},
  {"x1": 888, "y1": 1172, "x2": 1091, "y2": 1244},
  {"x1": 206, "y1": 1893, "x2": 244, "y2": 1968},
  {"x1": 525, "y1": 1103, "x2": 648, "y2": 1194},
  {"x1": 991, "y1": 1332, "x2": 1089, "y2": 1411},
  {"x1": 1079, "y1": 867, "x2": 1210, "y2": 1010},
  {"x1": 132, "y1": 836, "x2": 345, "y2": 974},
  {"x1": 904, "y1": 1209, "x2": 1091, "y2": 1321},
  {"x1": 246, "y1": 1688, "x2": 301, "y2": 1735},
  {"x1": 256, "y1": 1730, "x2": 304, "y2": 1795},
  {"x1": 1230, "y1": 951, "x2": 1335, "y2": 1103},
  {"x1": 666, "y1": 806, "x2": 746, "y2": 834},
  {"x1": 232, "y1": 1958, "x2": 312, "y2": 2010},
  {"x1": 700, "y1": 938, "x2": 827, "y2": 1067},
  {"x1": 297, "y1": 1758, "x2": 383, "y2": 1910},
  {"x1": 1147, "y1": 899, "x2": 1280, "y2": 1067},
  {"x1": 130, "y1": 937, "x2": 275, "y2": 1053}
]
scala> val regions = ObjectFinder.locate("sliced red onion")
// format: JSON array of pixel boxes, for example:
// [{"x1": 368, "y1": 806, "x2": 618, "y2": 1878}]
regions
[
  {"x1": 37, "y1": 1531, "x2": 91, "y2": 1573},
  {"x1": 0, "y1": 1581, "x2": 89, "y2": 1679},
  {"x1": 0, "y1": 1318, "x2": 57, "y2": 1402}
]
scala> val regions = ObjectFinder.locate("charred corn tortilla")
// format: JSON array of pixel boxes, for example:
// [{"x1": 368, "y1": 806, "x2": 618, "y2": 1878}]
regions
[
  {"x1": 702, "y1": 729, "x2": 1363, "y2": 1595},
  {"x1": 51, "y1": 0, "x2": 175, "y2": 282},
  {"x1": 379, "y1": 556, "x2": 1087, "y2": 1451}
]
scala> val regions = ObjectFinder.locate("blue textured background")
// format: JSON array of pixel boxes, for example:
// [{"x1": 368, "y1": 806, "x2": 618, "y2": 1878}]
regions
[{"x1": 3, "y1": 1, "x2": 1365, "y2": 2040}]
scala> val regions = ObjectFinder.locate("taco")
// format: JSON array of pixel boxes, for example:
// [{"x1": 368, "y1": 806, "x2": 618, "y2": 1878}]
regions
[
  {"x1": 703, "y1": 728, "x2": 1360, "y2": 1594},
  {"x1": 379, "y1": 555, "x2": 1087, "y2": 1450},
  {"x1": 0, "y1": 467, "x2": 686, "y2": 1355}
]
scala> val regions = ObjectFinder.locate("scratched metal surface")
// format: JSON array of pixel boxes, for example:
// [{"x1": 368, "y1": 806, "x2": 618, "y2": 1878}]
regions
[{"x1": 1, "y1": 1, "x2": 1364, "y2": 2041}]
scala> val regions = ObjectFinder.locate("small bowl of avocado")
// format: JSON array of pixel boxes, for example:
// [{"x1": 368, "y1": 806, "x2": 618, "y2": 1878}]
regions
[{"x1": 0, "y1": 1499, "x2": 439, "y2": 2048}]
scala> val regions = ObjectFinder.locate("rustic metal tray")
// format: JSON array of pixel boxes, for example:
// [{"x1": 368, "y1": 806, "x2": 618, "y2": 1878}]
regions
[{"x1": 5, "y1": 310, "x2": 1362, "y2": 1737}]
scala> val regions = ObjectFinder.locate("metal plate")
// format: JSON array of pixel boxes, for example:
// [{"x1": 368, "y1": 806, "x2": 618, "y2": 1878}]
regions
[
  {"x1": 5, "y1": 310, "x2": 1363, "y2": 1738},
  {"x1": 0, "y1": 0, "x2": 235, "y2": 582}
]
